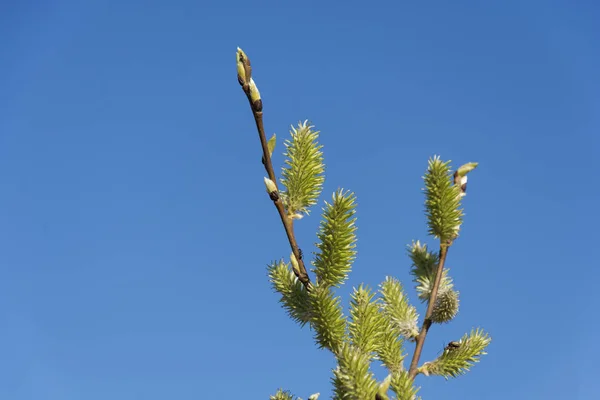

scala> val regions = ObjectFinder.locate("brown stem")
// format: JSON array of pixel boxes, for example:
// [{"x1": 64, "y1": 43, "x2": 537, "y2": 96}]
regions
[
  {"x1": 240, "y1": 83, "x2": 312, "y2": 290},
  {"x1": 408, "y1": 244, "x2": 450, "y2": 379}
]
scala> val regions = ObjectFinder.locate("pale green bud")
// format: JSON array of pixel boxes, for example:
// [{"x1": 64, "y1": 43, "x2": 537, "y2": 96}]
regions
[
  {"x1": 264, "y1": 177, "x2": 277, "y2": 193},
  {"x1": 236, "y1": 47, "x2": 251, "y2": 86},
  {"x1": 308, "y1": 393, "x2": 320, "y2": 400},
  {"x1": 290, "y1": 252, "x2": 300, "y2": 276},
  {"x1": 248, "y1": 78, "x2": 262, "y2": 111}
]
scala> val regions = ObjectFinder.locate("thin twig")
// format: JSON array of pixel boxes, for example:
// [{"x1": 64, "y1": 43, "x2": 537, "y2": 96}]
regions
[
  {"x1": 408, "y1": 244, "x2": 450, "y2": 379},
  {"x1": 237, "y1": 51, "x2": 312, "y2": 289}
]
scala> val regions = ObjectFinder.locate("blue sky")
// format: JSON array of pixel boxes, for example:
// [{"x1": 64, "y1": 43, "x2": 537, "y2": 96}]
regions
[{"x1": 1, "y1": 0, "x2": 598, "y2": 398}]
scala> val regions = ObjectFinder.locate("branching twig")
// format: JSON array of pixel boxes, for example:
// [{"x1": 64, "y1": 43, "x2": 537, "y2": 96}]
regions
[
  {"x1": 236, "y1": 48, "x2": 312, "y2": 289},
  {"x1": 408, "y1": 243, "x2": 450, "y2": 379}
]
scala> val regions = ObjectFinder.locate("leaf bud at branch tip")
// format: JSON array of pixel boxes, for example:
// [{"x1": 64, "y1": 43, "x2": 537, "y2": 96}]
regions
[
  {"x1": 236, "y1": 47, "x2": 251, "y2": 87},
  {"x1": 308, "y1": 393, "x2": 320, "y2": 400},
  {"x1": 456, "y1": 162, "x2": 478, "y2": 177},
  {"x1": 454, "y1": 162, "x2": 477, "y2": 197}
]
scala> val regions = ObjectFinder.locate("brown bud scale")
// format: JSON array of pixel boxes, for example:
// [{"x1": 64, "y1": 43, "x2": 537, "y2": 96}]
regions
[{"x1": 269, "y1": 191, "x2": 279, "y2": 201}]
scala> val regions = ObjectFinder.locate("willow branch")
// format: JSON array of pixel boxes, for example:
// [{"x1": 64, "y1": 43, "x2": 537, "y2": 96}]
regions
[
  {"x1": 237, "y1": 50, "x2": 311, "y2": 289},
  {"x1": 408, "y1": 244, "x2": 450, "y2": 379}
]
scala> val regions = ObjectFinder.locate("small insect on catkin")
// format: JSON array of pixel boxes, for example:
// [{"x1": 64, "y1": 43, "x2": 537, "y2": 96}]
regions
[{"x1": 446, "y1": 341, "x2": 461, "y2": 351}]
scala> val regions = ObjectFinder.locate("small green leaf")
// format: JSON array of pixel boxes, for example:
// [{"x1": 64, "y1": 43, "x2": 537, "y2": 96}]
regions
[
  {"x1": 456, "y1": 162, "x2": 478, "y2": 177},
  {"x1": 268, "y1": 133, "x2": 277, "y2": 157}
]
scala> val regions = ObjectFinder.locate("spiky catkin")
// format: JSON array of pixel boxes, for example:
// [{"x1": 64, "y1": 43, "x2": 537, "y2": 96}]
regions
[
  {"x1": 390, "y1": 371, "x2": 420, "y2": 400},
  {"x1": 423, "y1": 156, "x2": 463, "y2": 242},
  {"x1": 375, "y1": 323, "x2": 406, "y2": 376},
  {"x1": 380, "y1": 277, "x2": 419, "y2": 340},
  {"x1": 420, "y1": 328, "x2": 491, "y2": 379},
  {"x1": 313, "y1": 190, "x2": 357, "y2": 288},
  {"x1": 280, "y1": 121, "x2": 325, "y2": 216},
  {"x1": 309, "y1": 285, "x2": 347, "y2": 354},
  {"x1": 348, "y1": 285, "x2": 386, "y2": 357},
  {"x1": 270, "y1": 389, "x2": 297, "y2": 400},
  {"x1": 268, "y1": 260, "x2": 311, "y2": 326},
  {"x1": 333, "y1": 343, "x2": 379, "y2": 399},
  {"x1": 408, "y1": 241, "x2": 454, "y2": 302},
  {"x1": 430, "y1": 288, "x2": 460, "y2": 324}
]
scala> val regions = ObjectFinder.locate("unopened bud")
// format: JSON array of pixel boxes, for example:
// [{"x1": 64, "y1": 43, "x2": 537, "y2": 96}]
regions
[
  {"x1": 264, "y1": 177, "x2": 277, "y2": 193},
  {"x1": 308, "y1": 393, "x2": 320, "y2": 400},
  {"x1": 290, "y1": 252, "x2": 300, "y2": 276},
  {"x1": 236, "y1": 47, "x2": 251, "y2": 86},
  {"x1": 264, "y1": 177, "x2": 279, "y2": 201},
  {"x1": 289, "y1": 213, "x2": 304, "y2": 220},
  {"x1": 248, "y1": 78, "x2": 262, "y2": 111}
]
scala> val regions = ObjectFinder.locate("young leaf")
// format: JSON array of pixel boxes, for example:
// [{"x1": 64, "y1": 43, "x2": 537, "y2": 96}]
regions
[
  {"x1": 268, "y1": 133, "x2": 277, "y2": 157},
  {"x1": 313, "y1": 190, "x2": 357, "y2": 288},
  {"x1": 280, "y1": 121, "x2": 325, "y2": 216},
  {"x1": 423, "y1": 156, "x2": 463, "y2": 242}
]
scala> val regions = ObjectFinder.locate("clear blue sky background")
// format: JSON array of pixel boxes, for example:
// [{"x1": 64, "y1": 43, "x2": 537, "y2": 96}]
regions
[{"x1": 1, "y1": 0, "x2": 598, "y2": 399}]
